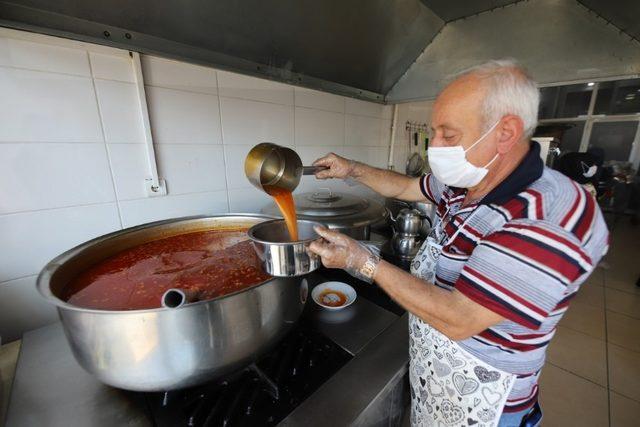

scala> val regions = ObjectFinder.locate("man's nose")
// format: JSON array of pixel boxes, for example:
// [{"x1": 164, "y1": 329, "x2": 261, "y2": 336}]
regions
[{"x1": 428, "y1": 137, "x2": 447, "y2": 148}]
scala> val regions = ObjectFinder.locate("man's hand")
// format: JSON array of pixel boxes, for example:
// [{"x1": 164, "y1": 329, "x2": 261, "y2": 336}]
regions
[
  {"x1": 312, "y1": 153, "x2": 356, "y2": 180},
  {"x1": 308, "y1": 226, "x2": 378, "y2": 282}
]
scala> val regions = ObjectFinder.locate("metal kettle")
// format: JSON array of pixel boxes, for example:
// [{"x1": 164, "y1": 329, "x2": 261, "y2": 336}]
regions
[
  {"x1": 390, "y1": 233, "x2": 422, "y2": 259},
  {"x1": 388, "y1": 208, "x2": 425, "y2": 259},
  {"x1": 244, "y1": 142, "x2": 325, "y2": 193},
  {"x1": 390, "y1": 208, "x2": 424, "y2": 235}
]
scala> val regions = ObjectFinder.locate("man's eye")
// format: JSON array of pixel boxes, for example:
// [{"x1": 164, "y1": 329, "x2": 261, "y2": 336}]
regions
[{"x1": 444, "y1": 135, "x2": 456, "y2": 140}]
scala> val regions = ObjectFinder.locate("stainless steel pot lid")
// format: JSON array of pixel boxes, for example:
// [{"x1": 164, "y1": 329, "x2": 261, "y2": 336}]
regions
[
  {"x1": 261, "y1": 189, "x2": 387, "y2": 227},
  {"x1": 297, "y1": 189, "x2": 369, "y2": 217}
]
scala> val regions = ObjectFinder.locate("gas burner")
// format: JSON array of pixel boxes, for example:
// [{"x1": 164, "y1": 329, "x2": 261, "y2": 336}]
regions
[{"x1": 145, "y1": 326, "x2": 352, "y2": 426}]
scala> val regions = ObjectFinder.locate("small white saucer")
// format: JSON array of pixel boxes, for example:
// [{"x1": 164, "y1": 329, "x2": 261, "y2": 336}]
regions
[{"x1": 311, "y1": 281, "x2": 357, "y2": 310}]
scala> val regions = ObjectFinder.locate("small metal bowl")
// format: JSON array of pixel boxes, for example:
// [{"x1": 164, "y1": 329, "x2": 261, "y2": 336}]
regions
[{"x1": 248, "y1": 219, "x2": 323, "y2": 277}]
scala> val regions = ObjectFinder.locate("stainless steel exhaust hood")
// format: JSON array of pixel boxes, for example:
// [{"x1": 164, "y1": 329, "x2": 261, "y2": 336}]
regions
[
  {"x1": 0, "y1": 0, "x2": 444, "y2": 102},
  {"x1": 1, "y1": 0, "x2": 639, "y2": 103}
]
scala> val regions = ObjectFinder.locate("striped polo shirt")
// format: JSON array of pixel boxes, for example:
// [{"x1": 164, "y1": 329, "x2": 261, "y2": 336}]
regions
[{"x1": 419, "y1": 142, "x2": 609, "y2": 412}]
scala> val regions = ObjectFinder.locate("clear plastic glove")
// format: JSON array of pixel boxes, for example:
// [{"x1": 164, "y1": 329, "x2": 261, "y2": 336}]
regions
[
  {"x1": 308, "y1": 226, "x2": 380, "y2": 283},
  {"x1": 312, "y1": 153, "x2": 357, "y2": 180}
]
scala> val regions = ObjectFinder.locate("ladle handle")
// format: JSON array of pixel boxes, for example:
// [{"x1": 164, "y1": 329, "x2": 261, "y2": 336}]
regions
[{"x1": 302, "y1": 165, "x2": 329, "y2": 175}]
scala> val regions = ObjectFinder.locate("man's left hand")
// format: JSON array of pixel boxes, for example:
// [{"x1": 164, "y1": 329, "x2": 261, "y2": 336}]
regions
[{"x1": 308, "y1": 226, "x2": 378, "y2": 282}]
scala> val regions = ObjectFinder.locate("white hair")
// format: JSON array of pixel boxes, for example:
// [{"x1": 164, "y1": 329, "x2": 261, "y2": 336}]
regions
[{"x1": 455, "y1": 59, "x2": 540, "y2": 139}]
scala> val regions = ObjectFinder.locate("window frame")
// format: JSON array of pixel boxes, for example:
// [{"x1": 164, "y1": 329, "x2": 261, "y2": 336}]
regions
[{"x1": 538, "y1": 77, "x2": 640, "y2": 169}]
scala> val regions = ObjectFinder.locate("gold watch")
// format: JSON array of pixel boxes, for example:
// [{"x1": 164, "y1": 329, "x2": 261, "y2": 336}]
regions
[{"x1": 358, "y1": 255, "x2": 380, "y2": 283}]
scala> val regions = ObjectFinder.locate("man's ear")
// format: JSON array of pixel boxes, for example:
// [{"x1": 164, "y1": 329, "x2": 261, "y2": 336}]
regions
[{"x1": 496, "y1": 115, "x2": 524, "y2": 154}]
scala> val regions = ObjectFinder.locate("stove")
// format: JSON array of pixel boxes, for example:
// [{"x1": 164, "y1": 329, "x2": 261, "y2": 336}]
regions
[
  {"x1": 145, "y1": 324, "x2": 351, "y2": 426},
  {"x1": 6, "y1": 272, "x2": 408, "y2": 427}
]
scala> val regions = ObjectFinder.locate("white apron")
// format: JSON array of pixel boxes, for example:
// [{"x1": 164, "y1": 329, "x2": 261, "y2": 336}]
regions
[{"x1": 408, "y1": 212, "x2": 516, "y2": 427}]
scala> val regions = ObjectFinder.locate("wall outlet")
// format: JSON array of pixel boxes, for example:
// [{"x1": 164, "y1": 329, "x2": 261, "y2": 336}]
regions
[{"x1": 145, "y1": 178, "x2": 167, "y2": 197}]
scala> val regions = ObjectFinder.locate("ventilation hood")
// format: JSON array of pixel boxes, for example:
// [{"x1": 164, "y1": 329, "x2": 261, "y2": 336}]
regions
[{"x1": 1, "y1": 0, "x2": 639, "y2": 103}]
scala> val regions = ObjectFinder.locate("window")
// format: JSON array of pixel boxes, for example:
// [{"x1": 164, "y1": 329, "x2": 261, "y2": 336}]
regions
[
  {"x1": 556, "y1": 84, "x2": 593, "y2": 118},
  {"x1": 538, "y1": 78, "x2": 640, "y2": 165},
  {"x1": 538, "y1": 84, "x2": 593, "y2": 119},
  {"x1": 594, "y1": 79, "x2": 640, "y2": 115},
  {"x1": 539, "y1": 87, "x2": 559, "y2": 120},
  {"x1": 588, "y1": 121, "x2": 638, "y2": 162}
]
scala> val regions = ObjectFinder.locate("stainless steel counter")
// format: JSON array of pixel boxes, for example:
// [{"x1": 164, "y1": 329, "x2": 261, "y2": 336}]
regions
[
  {"x1": 281, "y1": 313, "x2": 409, "y2": 426},
  {"x1": 6, "y1": 285, "x2": 408, "y2": 427}
]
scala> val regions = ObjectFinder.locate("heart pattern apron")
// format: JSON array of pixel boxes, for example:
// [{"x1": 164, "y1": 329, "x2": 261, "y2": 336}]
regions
[{"x1": 408, "y1": 213, "x2": 515, "y2": 427}]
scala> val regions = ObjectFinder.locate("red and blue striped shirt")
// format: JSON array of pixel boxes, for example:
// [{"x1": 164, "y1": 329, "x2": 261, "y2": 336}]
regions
[{"x1": 420, "y1": 142, "x2": 609, "y2": 412}]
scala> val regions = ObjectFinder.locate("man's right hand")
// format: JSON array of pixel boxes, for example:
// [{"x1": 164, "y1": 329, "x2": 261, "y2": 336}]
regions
[
  {"x1": 312, "y1": 152, "x2": 425, "y2": 203},
  {"x1": 312, "y1": 153, "x2": 356, "y2": 180}
]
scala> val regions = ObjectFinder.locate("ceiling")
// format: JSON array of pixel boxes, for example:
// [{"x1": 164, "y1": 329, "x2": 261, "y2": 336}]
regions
[
  {"x1": 0, "y1": 0, "x2": 639, "y2": 102},
  {"x1": 388, "y1": 0, "x2": 640, "y2": 102},
  {"x1": 578, "y1": 0, "x2": 640, "y2": 43}
]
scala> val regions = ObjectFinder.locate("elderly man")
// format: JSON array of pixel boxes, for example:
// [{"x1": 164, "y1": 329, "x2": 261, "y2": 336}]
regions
[{"x1": 309, "y1": 60, "x2": 609, "y2": 427}]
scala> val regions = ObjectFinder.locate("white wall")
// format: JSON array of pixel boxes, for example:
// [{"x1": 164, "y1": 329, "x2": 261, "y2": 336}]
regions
[
  {"x1": 0, "y1": 28, "x2": 392, "y2": 342},
  {"x1": 391, "y1": 100, "x2": 434, "y2": 172}
]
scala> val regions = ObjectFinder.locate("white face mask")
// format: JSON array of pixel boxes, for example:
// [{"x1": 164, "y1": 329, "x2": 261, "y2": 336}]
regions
[
  {"x1": 581, "y1": 161, "x2": 598, "y2": 178},
  {"x1": 427, "y1": 121, "x2": 500, "y2": 188}
]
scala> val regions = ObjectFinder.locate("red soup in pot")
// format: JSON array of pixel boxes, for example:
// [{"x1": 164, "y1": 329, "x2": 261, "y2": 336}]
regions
[{"x1": 63, "y1": 228, "x2": 271, "y2": 310}]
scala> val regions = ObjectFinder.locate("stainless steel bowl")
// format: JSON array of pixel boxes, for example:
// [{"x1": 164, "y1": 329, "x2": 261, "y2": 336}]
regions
[
  {"x1": 248, "y1": 219, "x2": 322, "y2": 277},
  {"x1": 37, "y1": 214, "x2": 308, "y2": 391}
]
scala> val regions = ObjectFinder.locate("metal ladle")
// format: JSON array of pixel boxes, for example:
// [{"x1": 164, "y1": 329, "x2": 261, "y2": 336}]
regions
[{"x1": 244, "y1": 142, "x2": 327, "y2": 192}]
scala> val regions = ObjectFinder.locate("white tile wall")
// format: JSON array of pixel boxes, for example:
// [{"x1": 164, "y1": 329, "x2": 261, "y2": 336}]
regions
[
  {"x1": 0, "y1": 143, "x2": 116, "y2": 214},
  {"x1": 294, "y1": 107, "x2": 344, "y2": 146},
  {"x1": 146, "y1": 86, "x2": 222, "y2": 144},
  {"x1": 0, "y1": 28, "x2": 394, "y2": 341},
  {"x1": 142, "y1": 55, "x2": 217, "y2": 94},
  {"x1": 346, "y1": 97, "x2": 386, "y2": 118},
  {"x1": 89, "y1": 52, "x2": 134, "y2": 82},
  {"x1": 155, "y1": 144, "x2": 227, "y2": 194},
  {"x1": 119, "y1": 191, "x2": 229, "y2": 228},
  {"x1": 0, "y1": 36, "x2": 90, "y2": 76},
  {"x1": 106, "y1": 143, "x2": 148, "y2": 200},
  {"x1": 94, "y1": 79, "x2": 145, "y2": 143},
  {"x1": 0, "y1": 203, "x2": 121, "y2": 283},
  {"x1": 0, "y1": 68, "x2": 103, "y2": 142},
  {"x1": 218, "y1": 71, "x2": 293, "y2": 105},
  {"x1": 227, "y1": 187, "x2": 273, "y2": 213},
  {"x1": 391, "y1": 99, "x2": 434, "y2": 171},
  {"x1": 294, "y1": 87, "x2": 345, "y2": 113},
  {"x1": 223, "y1": 144, "x2": 254, "y2": 189},
  {"x1": 220, "y1": 97, "x2": 294, "y2": 146},
  {"x1": 296, "y1": 145, "x2": 345, "y2": 165},
  {"x1": 342, "y1": 145, "x2": 389, "y2": 169},
  {"x1": 346, "y1": 114, "x2": 384, "y2": 147}
]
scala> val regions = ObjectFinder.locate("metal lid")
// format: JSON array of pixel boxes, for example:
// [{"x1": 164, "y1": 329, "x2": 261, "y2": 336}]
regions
[
  {"x1": 261, "y1": 189, "x2": 388, "y2": 228},
  {"x1": 295, "y1": 189, "x2": 368, "y2": 217}
]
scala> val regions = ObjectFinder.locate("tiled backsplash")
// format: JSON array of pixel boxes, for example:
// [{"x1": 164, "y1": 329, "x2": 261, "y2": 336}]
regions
[
  {"x1": 391, "y1": 100, "x2": 434, "y2": 173},
  {"x1": 0, "y1": 28, "x2": 392, "y2": 342}
]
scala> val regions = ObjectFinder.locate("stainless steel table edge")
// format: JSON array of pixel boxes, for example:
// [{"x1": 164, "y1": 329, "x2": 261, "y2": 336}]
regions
[{"x1": 279, "y1": 313, "x2": 409, "y2": 426}]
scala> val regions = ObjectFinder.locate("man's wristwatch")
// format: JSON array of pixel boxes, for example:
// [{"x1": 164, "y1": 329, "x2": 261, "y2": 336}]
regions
[{"x1": 357, "y1": 254, "x2": 380, "y2": 283}]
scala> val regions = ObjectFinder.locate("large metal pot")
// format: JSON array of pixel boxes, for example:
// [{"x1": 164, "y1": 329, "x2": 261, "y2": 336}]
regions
[
  {"x1": 36, "y1": 214, "x2": 308, "y2": 392},
  {"x1": 261, "y1": 189, "x2": 388, "y2": 240}
]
